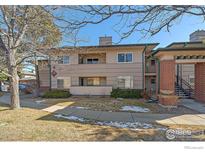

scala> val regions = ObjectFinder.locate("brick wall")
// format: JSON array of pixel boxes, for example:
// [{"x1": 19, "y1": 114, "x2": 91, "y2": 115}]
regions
[
  {"x1": 160, "y1": 60, "x2": 175, "y2": 92},
  {"x1": 195, "y1": 63, "x2": 205, "y2": 103}
]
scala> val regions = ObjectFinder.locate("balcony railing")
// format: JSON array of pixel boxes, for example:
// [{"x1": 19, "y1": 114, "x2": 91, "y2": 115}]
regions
[
  {"x1": 70, "y1": 86, "x2": 112, "y2": 95},
  {"x1": 145, "y1": 66, "x2": 156, "y2": 73},
  {"x1": 78, "y1": 62, "x2": 106, "y2": 64}
]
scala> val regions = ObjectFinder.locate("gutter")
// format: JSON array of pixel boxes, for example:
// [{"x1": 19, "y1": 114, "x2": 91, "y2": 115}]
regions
[
  {"x1": 48, "y1": 55, "x2": 52, "y2": 91},
  {"x1": 142, "y1": 45, "x2": 147, "y2": 91},
  {"x1": 156, "y1": 57, "x2": 160, "y2": 94}
]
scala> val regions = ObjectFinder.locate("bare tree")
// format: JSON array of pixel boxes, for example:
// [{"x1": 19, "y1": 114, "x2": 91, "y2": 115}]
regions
[
  {"x1": 0, "y1": 6, "x2": 61, "y2": 109},
  {"x1": 1, "y1": 5, "x2": 205, "y2": 109},
  {"x1": 44, "y1": 5, "x2": 205, "y2": 42}
]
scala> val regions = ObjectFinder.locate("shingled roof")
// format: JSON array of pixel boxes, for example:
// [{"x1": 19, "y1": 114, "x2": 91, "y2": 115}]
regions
[{"x1": 158, "y1": 41, "x2": 205, "y2": 51}]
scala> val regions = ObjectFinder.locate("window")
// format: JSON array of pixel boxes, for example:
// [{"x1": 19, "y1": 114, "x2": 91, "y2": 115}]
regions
[
  {"x1": 151, "y1": 60, "x2": 156, "y2": 66},
  {"x1": 80, "y1": 77, "x2": 106, "y2": 86},
  {"x1": 58, "y1": 56, "x2": 69, "y2": 64},
  {"x1": 57, "y1": 77, "x2": 70, "y2": 89},
  {"x1": 118, "y1": 53, "x2": 133, "y2": 63},
  {"x1": 87, "y1": 78, "x2": 100, "y2": 86},
  {"x1": 117, "y1": 76, "x2": 133, "y2": 88},
  {"x1": 57, "y1": 79, "x2": 64, "y2": 89},
  {"x1": 151, "y1": 79, "x2": 156, "y2": 84},
  {"x1": 87, "y1": 58, "x2": 99, "y2": 64},
  {"x1": 118, "y1": 54, "x2": 125, "y2": 62},
  {"x1": 189, "y1": 76, "x2": 195, "y2": 84}
]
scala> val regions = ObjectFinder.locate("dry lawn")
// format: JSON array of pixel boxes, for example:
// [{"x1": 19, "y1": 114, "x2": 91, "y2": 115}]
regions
[
  {"x1": 0, "y1": 103, "x2": 204, "y2": 141},
  {"x1": 0, "y1": 104, "x2": 166, "y2": 141},
  {"x1": 35, "y1": 96, "x2": 149, "y2": 112},
  {"x1": 36, "y1": 96, "x2": 197, "y2": 114}
]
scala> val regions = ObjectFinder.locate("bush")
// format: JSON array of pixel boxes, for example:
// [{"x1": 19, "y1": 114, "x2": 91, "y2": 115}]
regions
[
  {"x1": 42, "y1": 90, "x2": 71, "y2": 98},
  {"x1": 111, "y1": 88, "x2": 143, "y2": 98}
]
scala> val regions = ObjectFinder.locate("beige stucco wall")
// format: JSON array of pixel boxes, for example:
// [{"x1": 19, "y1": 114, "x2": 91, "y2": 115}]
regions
[
  {"x1": 51, "y1": 52, "x2": 143, "y2": 89},
  {"x1": 38, "y1": 60, "x2": 49, "y2": 88},
  {"x1": 38, "y1": 46, "x2": 147, "y2": 92}
]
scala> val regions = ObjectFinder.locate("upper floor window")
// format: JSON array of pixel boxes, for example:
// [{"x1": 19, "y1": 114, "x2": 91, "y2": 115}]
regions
[
  {"x1": 58, "y1": 56, "x2": 69, "y2": 64},
  {"x1": 151, "y1": 60, "x2": 156, "y2": 66},
  {"x1": 118, "y1": 53, "x2": 133, "y2": 63},
  {"x1": 87, "y1": 58, "x2": 99, "y2": 64}
]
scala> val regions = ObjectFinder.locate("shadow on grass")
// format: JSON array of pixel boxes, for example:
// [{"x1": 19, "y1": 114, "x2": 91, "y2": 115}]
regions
[
  {"x1": 37, "y1": 111, "x2": 166, "y2": 141},
  {"x1": 0, "y1": 103, "x2": 11, "y2": 112}
]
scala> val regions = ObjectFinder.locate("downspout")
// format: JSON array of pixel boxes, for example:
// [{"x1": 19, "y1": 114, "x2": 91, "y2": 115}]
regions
[
  {"x1": 34, "y1": 52, "x2": 40, "y2": 97},
  {"x1": 142, "y1": 45, "x2": 147, "y2": 91},
  {"x1": 48, "y1": 55, "x2": 52, "y2": 91},
  {"x1": 157, "y1": 58, "x2": 160, "y2": 94}
]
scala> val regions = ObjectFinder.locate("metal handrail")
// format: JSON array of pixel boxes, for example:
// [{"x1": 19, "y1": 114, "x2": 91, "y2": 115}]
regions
[{"x1": 175, "y1": 75, "x2": 195, "y2": 98}]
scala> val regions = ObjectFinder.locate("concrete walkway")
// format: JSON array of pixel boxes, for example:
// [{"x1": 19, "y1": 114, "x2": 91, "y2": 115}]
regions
[
  {"x1": 47, "y1": 105, "x2": 205, "y2": 126},
  {"x1": 1, "y1": 93, "x2": 205, "y2": 126},
  {"x1": 0, "y1": 93, "x2": 49, "y2": 109},
  {"x1": 180, "y1": 99, "x2": 205, "y2": 113}
]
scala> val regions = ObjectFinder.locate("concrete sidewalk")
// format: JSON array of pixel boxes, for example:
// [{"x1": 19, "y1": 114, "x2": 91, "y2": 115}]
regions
[
  {"x1": 1, "y1": 93, "x2": 205, "y2": 126},
  {"x1": 45, "y1": 105, "x2": 205, "y2": 126},
  {"x1": 180, "y1": 99, "x2": 205, "y2": 113},
  {"x1": 0, "y1": 93, "x2": 49, "y2": 109}
]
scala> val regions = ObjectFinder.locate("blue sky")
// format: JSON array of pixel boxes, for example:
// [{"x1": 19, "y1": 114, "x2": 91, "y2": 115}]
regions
[{"x1": 61, "y1": 13, "x2": 205, "y2": 48}]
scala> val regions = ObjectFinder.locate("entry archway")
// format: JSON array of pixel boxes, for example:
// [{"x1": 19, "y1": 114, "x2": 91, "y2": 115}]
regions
[{"x1": 155, "y1": 42, "x2": 205, "y2": 106}]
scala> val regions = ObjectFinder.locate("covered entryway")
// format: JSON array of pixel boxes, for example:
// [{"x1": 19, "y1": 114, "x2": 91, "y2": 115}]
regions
[{"x1": 155, "y1": 42, "x2": 205, "y2": 106}]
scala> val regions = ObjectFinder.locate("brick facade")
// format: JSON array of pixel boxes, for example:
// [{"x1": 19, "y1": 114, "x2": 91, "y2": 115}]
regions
[
  {"x1": 195, "y1": 63, "x2": 205, "y2": 103},
  {"x1": 160, "y1": 60, "x2": 175, "y2": 92}
]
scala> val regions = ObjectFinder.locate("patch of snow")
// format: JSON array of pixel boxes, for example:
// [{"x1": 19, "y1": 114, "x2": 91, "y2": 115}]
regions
[
  {"x1": 121, "y1": 106, "x2": 150, "y2": 112},
  {"x1": 35, "y1": 100, "x2": 46, "y2": 104},
  {"x1": 117, "y1": 98, "x2": 124, "y2": 101},
  {"x1": 0, "y1": 122, "x2": 8, "y2": 127},
  {"x1": 54, "y1": 114, "x2": 167, "y2": 131},
  {"x1": 54, "y1": 114, "x2": 86, "y2": 122},
  {"x1": 70, "y1": 106, "x2": 89, "y2": 109},
  {"x1": 96, "y1": 121, "x2": 153, "y2": 129}
]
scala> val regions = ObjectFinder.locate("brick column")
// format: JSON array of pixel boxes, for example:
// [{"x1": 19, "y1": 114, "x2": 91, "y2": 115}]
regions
[
  {"x1": 160, "y1": 60, "x2": 175, "y2": 92},
  {"x1": 195, "y1": 63, "x2": 205, "y2": 103}
]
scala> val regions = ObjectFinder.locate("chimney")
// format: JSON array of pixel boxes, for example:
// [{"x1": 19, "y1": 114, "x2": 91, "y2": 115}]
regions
[
  {"x1": 99, "y1": 36, "x2": 112, "y2": 46},
  {"x1": 190, "y1": 29, "x2": 205, "y2": 42}
]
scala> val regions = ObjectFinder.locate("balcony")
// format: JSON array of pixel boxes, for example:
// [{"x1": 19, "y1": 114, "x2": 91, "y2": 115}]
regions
[
  {"x1": 78, "y1": 53, "x2": 106, "y2": 64},
  {"x1": 145, "y1": 66, "x2": 156, "y2": 73},
  {"x1": 69, "y1": 86, "x2": 112, "y2": 95},
  {"x1": 145, "y1": 59, "x2": 157, "y2": 76},
  {"x1": 79, "y1": 77, "x2": 107, "y2": 86}
]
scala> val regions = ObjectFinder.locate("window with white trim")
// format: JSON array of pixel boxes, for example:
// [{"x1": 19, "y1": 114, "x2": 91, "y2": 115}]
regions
[
  {"x1": 118, "y1": 53, "x2": 133, "y2": 63},
  {"x1": 58, "y1": 56, "x2": 69, "y2": 64},
  {"x1": 57, "y1": 77, "x2": 70, "y2": 89},
  {"x1": 189, "y1": 75, "x2": 195, "y2": 84},
  {"x1": 117, "y1": 76, "x2": 133, "y2": 89}
]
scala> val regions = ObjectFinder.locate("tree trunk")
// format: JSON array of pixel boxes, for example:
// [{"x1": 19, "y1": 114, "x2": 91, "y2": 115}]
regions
[
  {"x1": 9, "y1": 66, "x2": 20, "y2": 109},
  {"x1": 0, "y1": 35, "x2": 20, "y2": 109},
  {"x1": 7, "y1": 48, "x2": 20, "y2": 109}
]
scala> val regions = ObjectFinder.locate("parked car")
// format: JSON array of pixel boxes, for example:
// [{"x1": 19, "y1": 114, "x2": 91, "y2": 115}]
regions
[
  {"x1": 0, "y1": 82, "x2": 9, "y2": 92},
  {"x1": 19, "y1": 84, "x2": 33, "y2": 94}
]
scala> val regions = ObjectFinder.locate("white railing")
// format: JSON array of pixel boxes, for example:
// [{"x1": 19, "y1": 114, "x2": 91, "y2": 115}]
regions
[{"x1": 70, "y1": 86, "x2": 112, "y2": 95}]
